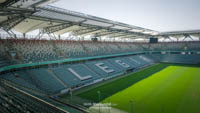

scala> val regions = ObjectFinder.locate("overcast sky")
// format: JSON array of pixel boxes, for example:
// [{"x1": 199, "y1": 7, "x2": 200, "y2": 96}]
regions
[{"x1": 51, "y1": 0, "x2": 200, "y2": 32}]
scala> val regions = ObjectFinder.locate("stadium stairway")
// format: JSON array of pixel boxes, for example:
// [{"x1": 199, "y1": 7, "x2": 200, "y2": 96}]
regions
[
  {"x1": 25, "y1": 68, "x2": 67, "y2": 94},
  {"x1": 47, "y1": 69, "x2": 69, "y2": 88}
]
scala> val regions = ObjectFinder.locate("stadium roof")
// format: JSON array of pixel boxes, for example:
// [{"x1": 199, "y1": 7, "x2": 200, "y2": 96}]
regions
[
  {"x1": 159, "y1": 29, "x2": 200, "y2": 36},
  {"x1": 0, "y1": 1, "x2": 158, "y2": 39},
  {"x1": 0, "y1": 0, "x2": 200, "y2": 40},
  {"x1": 157, "y1": 29, "x2": 200, "y2": 39},
  {"x1": 0, "y1": 0, "x2": 57, "y2": 8}
]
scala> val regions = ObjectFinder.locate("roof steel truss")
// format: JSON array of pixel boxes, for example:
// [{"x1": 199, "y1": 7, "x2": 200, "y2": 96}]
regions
[
  {"x1": 0, "y1": 0, "x2": 20, "y2": 7},
  {"x1": 0, "y1": 15, "x2": 25, "y2": 31},
  {"x1": 43, "y1": 23, "x2": 73, "y2": 33}
]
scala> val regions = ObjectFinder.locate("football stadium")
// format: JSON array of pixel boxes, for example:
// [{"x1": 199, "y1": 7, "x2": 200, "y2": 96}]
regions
[{"x1": 0, "y1": 0, "x2": 200, "y2": 113}]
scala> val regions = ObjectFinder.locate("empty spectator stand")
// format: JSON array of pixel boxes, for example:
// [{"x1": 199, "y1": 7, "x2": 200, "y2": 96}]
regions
[{"x1": 0, "y1": 79, "x2": 69, "y2": 113}]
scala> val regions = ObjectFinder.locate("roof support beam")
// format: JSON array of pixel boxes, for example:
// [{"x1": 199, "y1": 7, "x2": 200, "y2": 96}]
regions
[
  {"x1": 1, "y1": 28, "x2": 17, "y2": 39},
  {"x1": 34, "y1": 30, "x2": 44, "y2": 39},
  {"x1": 75, "y1": 27, "x2": 98, "y2": 35},
  {"x1": 0, "y1": 7, "x2": 35, "y2": 16},
  {"x1": 77, "y1": 28, "x2": 101, "y2": 36},
  {"x1": 43, "y1": 23, "x2": 73, "y2": 33},
  {"x1": 83, "y1": 29, "x2": 107, "y2": 36},
  {"x1": 115, "y1": 33, "x2": 130, "y2": 37},
  {"x1": 109, "y1": 33, "x2": 131, "y2": 38},
  {"x1": 0, "y1": 15, "x2": 25, "y2": 31},
  {"x1": 0, "y1": 0, "x2": 20, "y2": 7},
  {"x1": 106, "y1": 33, "x2": 122, "y2": 37},
  {"x1": 197, "y1": 33, "x2": 200, "y2": 41},
  {"x1": 163, "y1": 35, "x2": 173, "y2": 41},
  {"x1": 72, "y1": 27, "x2": 89, "y2": 35},
  {"x1": 118, "y1": 34, "x2": 133, "y2": 38},
  {"x1": 118, "y1": 34, "x2": 138, "y2": 39},
  {"x1": 47, "y1": 33, "x2": 58, "y2": 40},
  {"x1": 183, "y1": 34, "x2": 193, "y2": 41},
  {"x1": 96, "y1": 31, "x2": 119, "y2": 37}
]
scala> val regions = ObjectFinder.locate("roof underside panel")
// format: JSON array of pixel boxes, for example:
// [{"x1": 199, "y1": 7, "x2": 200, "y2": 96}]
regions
[
  {"x1": 155, "y1": 36, "x2": 164, "y2": 39},
  {"x1": 129, "y1": 29, "x2": 144, "y2": 32},
  {"x1": 80, "y1": 29, "x2": 106, "y2": 36},
  {"x1": 118, "y1": 34, "x2": 134, "y2": 38},
  {"x1": 37, "y1": 0, "x2": 58, "y2": 7},
  {"x1": 13, "y1": 19, "x2": 59, "y2": 33},
  {"x1": 83, "y1": 19, "x2": 112, "y2": 27},
  {"x1": 10, "y1": 0, "x2": 56, "y2": 8},
  {"x1": 0, "y1": 0, "x2": 20, "y2": 7},
  {"x1": 11, "y1": 0, "x2": 44, "y2": 8},
  {"x1": 55, "y1": 25, "x2": 83, "y2": 35},
  {"x1": 130, "y1": 36, "x2": 146, "y2": 39},
  {"x1": 95, "y1": 31, "x2": 116, "y2": 37},
  {"x1": 119, "y1": 33, "x2": 144, "y2": 39},
  {"x1": 0, "y1": 0, "x2": 7, "y2": 3},
  {"x1": 105, "y1": 33, "x2": 125, "y2": 37},
  {"x1": 169, "y1": 34, "x2": 184, "y2": 38},
  {"x1": 191, "y1": 34, "x2": 200, "y2": 37},
  {"x1": 34, "y1": 10, "x2": 85, "y2": 23},
  {"x1": 74, "y1": 28, "x2": 95, "y2": 34},
  {"x1": 111, "y1": 25, "x2": 131, "y2": 30},
  {"x1": 0, "y1": 16, "x2": 7, "y2": 23}
]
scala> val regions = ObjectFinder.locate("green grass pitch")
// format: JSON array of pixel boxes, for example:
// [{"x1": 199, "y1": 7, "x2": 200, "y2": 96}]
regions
[
  {"x1": 102, "y1": 66, "x2": 200, "y2": 113},
  {"x1": 77, "y1": 64, "x2": 170, "y2": 102},
  {"x1": 64, "y1": 64, "x2": 200, "y2": 113}
]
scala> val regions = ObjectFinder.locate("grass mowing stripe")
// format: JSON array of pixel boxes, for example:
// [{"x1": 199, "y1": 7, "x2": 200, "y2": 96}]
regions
[{"x1": 77, "y1": 63, "x2": 170, "y2": 102}]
